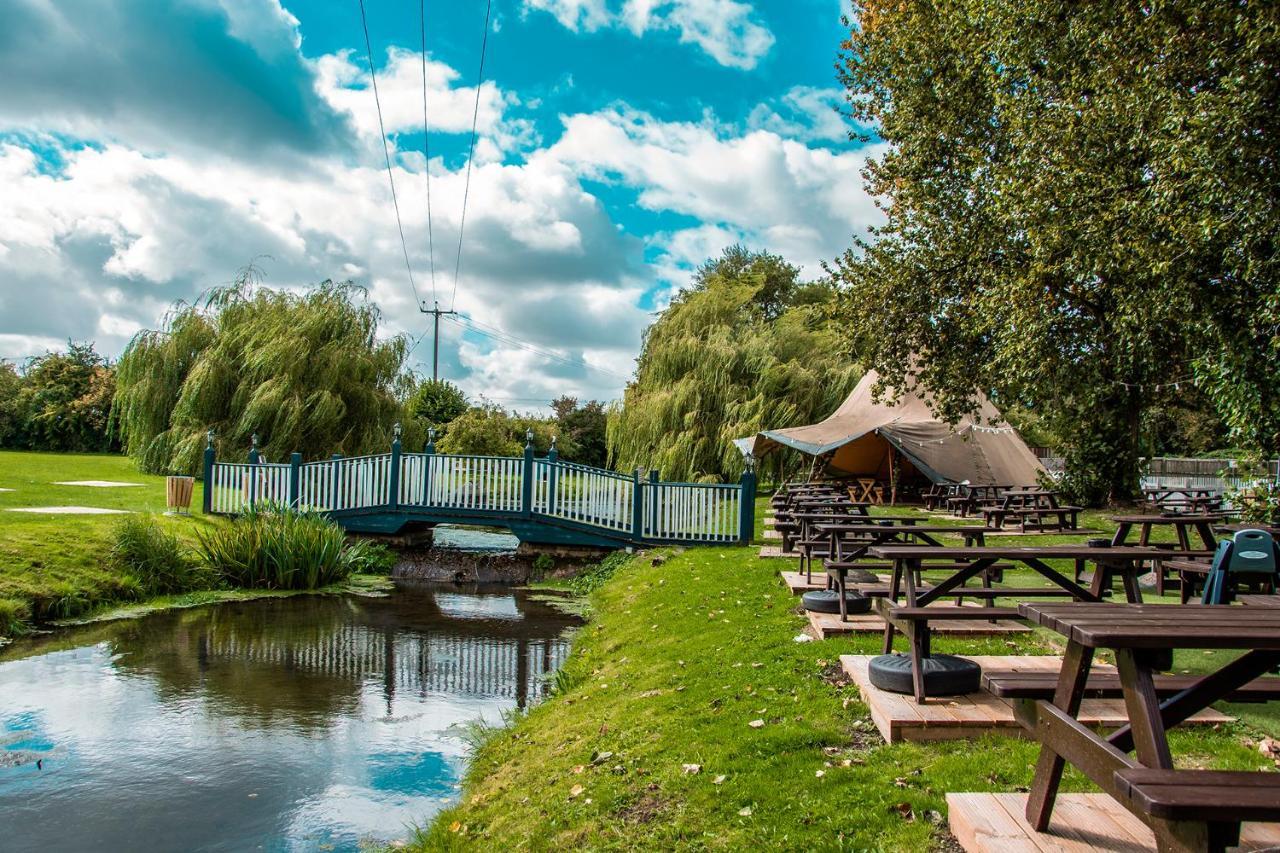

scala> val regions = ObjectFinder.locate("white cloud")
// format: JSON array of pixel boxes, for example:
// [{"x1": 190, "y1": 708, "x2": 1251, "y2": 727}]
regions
[
  {"x1": 313, "y1": 49, "x2": 537, "y2": 158},
  {"x1": 524, "y1": 0, "x2": 775, "y2": 69},
  {"x1": 747, "y1": 86, "x2": 853, "y2": 144},
  {"x1": 542, "y1": 107, "x2": 883, "y2": 279}
]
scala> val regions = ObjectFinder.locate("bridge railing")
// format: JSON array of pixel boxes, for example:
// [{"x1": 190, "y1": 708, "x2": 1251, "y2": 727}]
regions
[{"x1": 202, "y1": 428, "x2": 755, "y2": 545}]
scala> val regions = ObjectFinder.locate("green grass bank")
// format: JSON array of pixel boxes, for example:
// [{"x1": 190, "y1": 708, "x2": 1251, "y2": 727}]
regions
[{"x1": 414, "y1": 541, "x2": 1276, "y2": 851}]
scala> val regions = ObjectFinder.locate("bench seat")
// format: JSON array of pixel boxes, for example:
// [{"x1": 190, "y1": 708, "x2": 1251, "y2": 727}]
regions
[
  {"x1": 1114, "y1": 768, "x2": 1280, "y2": 822},
  {"x1": 983, "y1": 672, "x2": 1280, "y2": 703},
  {"x1": 885, "y1": 605, "x2": 1021, "y2": 621}
]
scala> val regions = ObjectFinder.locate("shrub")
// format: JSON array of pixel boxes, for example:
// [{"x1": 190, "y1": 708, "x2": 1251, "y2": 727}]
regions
[
  {"x1": 344, "y1": 539, "x2": 398, "y2": 575},
  {"x1": 109, "y1": 516, "x2": 206, "y2": 596},
  {"x1": 533, "y1": 553, "x2": 555, "y2": 575},
  {"x1": 197, "y1": 507, "x2": 359, "y2": 590}
]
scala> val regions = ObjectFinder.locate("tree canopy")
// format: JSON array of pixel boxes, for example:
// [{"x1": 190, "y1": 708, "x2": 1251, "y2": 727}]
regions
[
  {"x1": 608, "y1": 246, "x2": 861, "y2": 482},
  {"x1": 113, "y1": 271, "x2": 410, "y2": 474},
  {"x1": 0, "y1": 343, "x2": 116, "y2": 452},
  {"x1": 831, "y1": 0, "x2": 1279, "y2": 503}
]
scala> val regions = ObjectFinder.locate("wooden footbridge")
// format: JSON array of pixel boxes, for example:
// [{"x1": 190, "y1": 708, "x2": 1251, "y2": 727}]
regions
[{"x1": 203, "y1": 429, "x2": 755, "y2": 548}]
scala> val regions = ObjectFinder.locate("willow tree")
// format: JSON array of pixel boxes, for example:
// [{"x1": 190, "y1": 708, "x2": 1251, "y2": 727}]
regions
[
  {"x1": 608, "y1": 248, "x2": 861, "y2": 482},
  {"x1": 830, "y1": 0, "x2": 1280, "y2": 504},
  {"x1": 113, "y1": 272, "x2": 411, "y2": 474}
]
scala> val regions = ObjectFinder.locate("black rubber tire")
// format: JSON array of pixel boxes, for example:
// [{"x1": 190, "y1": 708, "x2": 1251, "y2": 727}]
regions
[
  {"x1": 867, "y1": 653, "x2": 981, "y2": 697},
  {"x1": 801, "y1": 589, "x2": 871, "y2": 614}
]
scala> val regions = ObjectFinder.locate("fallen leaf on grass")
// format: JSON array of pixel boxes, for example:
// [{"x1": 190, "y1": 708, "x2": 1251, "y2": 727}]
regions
[
  {"x1": 569, "y1": 785, "x2": 585, "y2": 799},
  {"x1": 571, "y1": 765, "x2": 585, "y2": 774},
  {"x1": 815, "y1": 770, "x2": 825, "y2": 778},
  {"x1": 682, "y1": 763, "x2": 701, "y2": 775},
  {"x1": 713, "y1": 775, "x2": 727, "y2": 785},
  {"x1": 591, "y1": 751, "x2": 614, "y2": 765},
  {"x1": 738, "y1": 806, "x2": 753, "y2": 817},
  {"x1": 748, "y1": 719, "x2": 765, "y2": 729},
  {"x1": 891, "y1": 802, "x2": 915, "y2": 821}
]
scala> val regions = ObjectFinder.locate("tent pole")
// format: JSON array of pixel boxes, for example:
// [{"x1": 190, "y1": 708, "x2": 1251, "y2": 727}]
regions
[{"x1": 888, "y1": 445, "x2": 898, "y2": 505}]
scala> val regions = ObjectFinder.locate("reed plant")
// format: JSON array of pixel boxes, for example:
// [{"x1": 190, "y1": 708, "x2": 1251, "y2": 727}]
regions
[
  {"x1": 109, "y1": 516, "x2": 208, "y2": 596},
  {"x1": 196, "y1": 505, "x2": 357, "y2": 590}
]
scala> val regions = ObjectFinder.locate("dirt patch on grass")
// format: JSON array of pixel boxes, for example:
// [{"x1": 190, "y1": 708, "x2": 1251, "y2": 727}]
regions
[{"x1": 616, "y1": 789, "x2": 670, "y2": 824}]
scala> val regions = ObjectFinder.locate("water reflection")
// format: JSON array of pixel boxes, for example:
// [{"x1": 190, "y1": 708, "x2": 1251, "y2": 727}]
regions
[{"x1": 0, "y1": 583, "x2": 579, "y2": 852}]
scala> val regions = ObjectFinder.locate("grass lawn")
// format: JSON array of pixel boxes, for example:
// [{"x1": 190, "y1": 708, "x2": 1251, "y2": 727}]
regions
[
  {"x1": 414, "y1": 504, "x2": 1277, "y2": 851},
  {"x1": 0, "y1": 450, "x2": 221, "y2": 635}
]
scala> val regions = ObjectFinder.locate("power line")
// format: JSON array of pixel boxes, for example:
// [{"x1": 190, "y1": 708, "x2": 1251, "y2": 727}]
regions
[
  {"x1": 419, "y1": 0, "x2": 437, "y2": 304},
  {"x1": 357, "y1": 0, "x2": 423, "y2": 311},
  {"x1": 444, "y1": 314, "x2": 632, "y2": 382},
  {"x1": 449, "y1": 0, "x2": 493, "y2": 312}
]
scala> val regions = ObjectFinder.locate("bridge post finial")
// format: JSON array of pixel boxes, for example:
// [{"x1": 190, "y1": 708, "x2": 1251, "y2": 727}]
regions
[
  {"x1": 426, "y1": 426, "x2": 436, "y2": 454},
  {"x1": 525, "y1": 428, "x2": 534, "y2": 448},
  {"x1": 393, "y1": 421, "x2": 402, "y2": 440},
  {"x1": 206, "y1": 428, "x2": 215, "y2": 450}
]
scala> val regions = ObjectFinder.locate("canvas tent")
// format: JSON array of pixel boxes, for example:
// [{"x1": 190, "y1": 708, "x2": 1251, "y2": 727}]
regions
[{"x1": 740, "y1": 371, "x2": 1045, "y2": 486}]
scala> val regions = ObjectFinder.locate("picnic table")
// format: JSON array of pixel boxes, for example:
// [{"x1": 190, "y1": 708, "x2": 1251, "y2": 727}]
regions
[
  {"x1": 865, "y1": 545, "x2": 1204, "y2": 701},
  {"x1": 982, "y1": 489, "x2": 1082, "y2": 532},
  {"x1": 1013, "y1": 603, "x2": 1280, "y2": 851},
  {"x1": 1143, "y1": 486, "x2": 1224, "y2": 514},
  {"x1": 848, "y1": 477, "x2": 884, "y2": 505},
  {"x1": 815, "y1": 523, "x2": 988, "y2": 620},
  {"x1": 945, "y1": 484, "x2": 1009, "y2": 517},
  {"x1": 1111, "y1": 514, "x2": 1225, "y2": 595}
]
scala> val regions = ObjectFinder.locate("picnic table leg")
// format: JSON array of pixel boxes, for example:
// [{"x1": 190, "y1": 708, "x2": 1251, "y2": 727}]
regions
[
  {"x1": 881, "y1": 561, "x2": 904, "y2": 654},
  {"x1": 1027, "y1": 640, "x2": 1095, "y2": 831},
  {"x1": 908, "y1": 622, "x2": 928, "y2": 702},
  {"x1": 1114, "y1": 649, "x2": 1173, "y2": 769},
  {"x1": 1194, "y1": 522, "x2": 1216, "y2": 551},
  {"x1": 1111, "y1": 522, "x2": 1132, "y2": 547},
  {"x1": 837, "y1": 568, "x2": 849, "y2": 623},
  {"x1": 1120, "y1": 561, "x2": 1143, "y2": 603}
]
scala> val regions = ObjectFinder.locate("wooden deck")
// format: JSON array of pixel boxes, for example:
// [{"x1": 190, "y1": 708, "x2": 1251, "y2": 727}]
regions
[
  {"x1": 948, "y1": 792, "x2": 1280, "y2": 852},
  {"x1": 810, "y1": 603, "x2": 1031, "y2": 639},
  {"x1": 841, "y1": 655, "x2": 1231, "y2": 744}
]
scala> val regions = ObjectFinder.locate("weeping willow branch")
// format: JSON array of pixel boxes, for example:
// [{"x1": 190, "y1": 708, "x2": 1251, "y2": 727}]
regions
[{"x1": 112, "y1": 269, "x2": 412, "y2": 474}]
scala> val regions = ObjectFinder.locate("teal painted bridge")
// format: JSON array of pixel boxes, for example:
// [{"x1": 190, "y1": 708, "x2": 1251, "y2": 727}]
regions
[{"x1": 203, "y1": 432, "x2": 755, "y2": 549}]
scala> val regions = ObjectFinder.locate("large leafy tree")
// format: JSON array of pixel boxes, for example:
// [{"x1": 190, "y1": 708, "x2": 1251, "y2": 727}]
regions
[
  {"x1": 609, "y1": 247, "x2": 861, "y2": 482},
  {"x1": 551, "y1": 396, "x2": 608, "y2": 468},
  {"x1": 113, "y1": 272, "x2": 411, "y2": 474},
  {"x1": 7, "y1": 343, "x2": 116, "y2": 452},
  {"x1": 831, "y1": 1, "x2": 1280, "y2": 504}
]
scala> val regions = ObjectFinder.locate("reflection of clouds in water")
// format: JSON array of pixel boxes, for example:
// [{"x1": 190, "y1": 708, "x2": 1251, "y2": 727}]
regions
[
  {"x1": 0, "y1": 589, "x2": 578, "y2": 852},
  {"x1": 433, "y1": 593, "x2": 522, "y2": 621}
]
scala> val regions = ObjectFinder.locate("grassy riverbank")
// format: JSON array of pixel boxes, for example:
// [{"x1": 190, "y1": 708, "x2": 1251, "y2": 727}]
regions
[
  {"x1": 0, "y1": 451, "x2": 208, "y2": 635},
  {"x1": 415, "y1": 541, "x2": 1275, "y2": 851}
]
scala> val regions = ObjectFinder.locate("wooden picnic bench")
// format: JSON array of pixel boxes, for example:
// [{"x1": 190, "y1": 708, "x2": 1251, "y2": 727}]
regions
[
  {"x1": 1014, "y1": 602, "x2": 1280, "y2": 852},
  {"x1": 866, "y1": 546, "x2": 1205, "y2": 702}
]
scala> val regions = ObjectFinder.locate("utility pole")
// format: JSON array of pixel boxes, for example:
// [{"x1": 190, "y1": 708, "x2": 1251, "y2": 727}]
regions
[{"x1": 420, "y1": 301, "x2": 457, "y2": 381}]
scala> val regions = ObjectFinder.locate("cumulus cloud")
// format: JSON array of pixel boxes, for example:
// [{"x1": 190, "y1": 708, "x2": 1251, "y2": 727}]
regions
[
  {"x1": 541, "y1": 107, "x2": 883, "y2": 279},
  {"x1": 0, "y1": 0, "x2": 354, "y2": 161},
  {"x1": 747, "y1": 86, "x2": 853, "y2": 144},
  {"x1": 0, "y1": 0, "x2": 882, "y2": 406},
  {"x1": 524, "y1": 0, "x2": 775, "y2": 69}
]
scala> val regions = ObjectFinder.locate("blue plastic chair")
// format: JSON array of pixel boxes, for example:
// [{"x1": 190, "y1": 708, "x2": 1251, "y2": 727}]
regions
[{"x1": 1201, "y1": 529, "x2": 1279, "y2": 604}]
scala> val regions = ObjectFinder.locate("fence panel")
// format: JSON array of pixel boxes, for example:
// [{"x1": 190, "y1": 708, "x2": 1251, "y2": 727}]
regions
[
  {"x1": 296, "y1": 454, "x2": 393, "y2": 512},
  {"x1": 425, "y1": 455, "x2": 525, "y2": 513},
  {"x1": 209, "y1": 462, "x2": 291, "y2": 514},
  {"x1": 534, "y1": 460, "x2": 634, "y2": 531},
  {"x1": 643, "y1": 482, "x2": 741, "y2": 542}
]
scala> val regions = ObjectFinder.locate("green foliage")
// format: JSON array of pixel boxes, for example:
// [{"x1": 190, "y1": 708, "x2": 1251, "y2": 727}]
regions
[
  {"x1": 0, "y1": 343, "x2": 117, "y2": 452},
  {"x1": 551, "y1": 396, "x2": 607, "y2": 468},
  {"x1": 113, "y1": 267, "x2": 411, "y2": 474},
  {"x1": 565, "y1": 550, "x2": 631, "y2": 595},
  {"x1": 108, "y1": 516, "x2": 209, "y2": 596},
  {"x1": 343, "y1": 539, "x2": 398, "y2": 575},
  {"x1": 609, "y1": 246, "x2": 861, "y2": 481},
  {"x1": 409, "y1": 379, "x2": 469, "y2": 432},
  {"x1": 532, "y1": 553, "x2": 555, "y2": 575},
  {"x1": 831, "y1": 1, "x2": 1275, "y2": 503},
  {"x1": 196, "y1": 507, "x2": 357, "y2": 590},
  {"x1": 0, "y1": 597, "x2": 31, "y2": 638},
  {"x1": 437, "y1": 404, "x2": 563, "y2": 457}
]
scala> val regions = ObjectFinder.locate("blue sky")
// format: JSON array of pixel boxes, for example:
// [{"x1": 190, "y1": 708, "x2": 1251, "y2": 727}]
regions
[{"x1": 0, "y1": 0, "x2": 879, "y2": 408}]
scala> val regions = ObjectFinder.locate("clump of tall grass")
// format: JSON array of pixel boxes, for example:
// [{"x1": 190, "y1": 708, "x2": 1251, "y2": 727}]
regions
[
  {"x1": 109, "y1": 516, "x2": 208, "y2": 596},
  {"x1": 0, "y1": 598, "x2": 32, "y2": 638},
  {"x1": 344, "y1": 539, "x2": 398, "y2": 575},
  {"x1": 196, "y1": 506, "x2": 360, "y2": 590}
]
